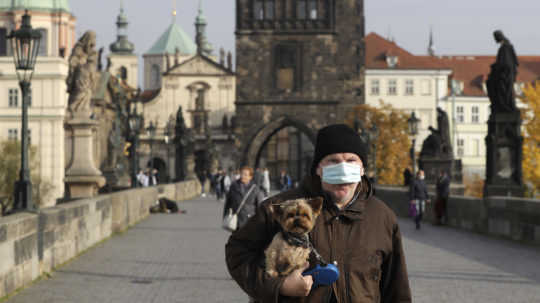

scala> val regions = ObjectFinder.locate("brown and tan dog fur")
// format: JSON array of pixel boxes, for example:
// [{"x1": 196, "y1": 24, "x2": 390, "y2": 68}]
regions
[{"x1": 265, "y1": 197, "x2": 324, "y2": 278}]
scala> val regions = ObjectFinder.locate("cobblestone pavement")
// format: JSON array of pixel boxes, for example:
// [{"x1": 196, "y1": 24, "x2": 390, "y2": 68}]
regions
[{"x1": 5, "y1": 194, "x2": 540, "y2": 303}]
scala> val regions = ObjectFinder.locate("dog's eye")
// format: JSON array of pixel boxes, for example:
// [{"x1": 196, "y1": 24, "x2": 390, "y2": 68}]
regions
[{"x1": 302, "y1": 214, "x2": 309, "y2": 218}]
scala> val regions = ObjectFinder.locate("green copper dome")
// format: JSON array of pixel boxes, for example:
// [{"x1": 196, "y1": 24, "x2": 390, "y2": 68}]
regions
[
  {"x1": 0, "y1": 0, "x2": 70, "y2": 13},
  {"x1": 146, "y1": 22, "x2": 196, "y2": 55}
]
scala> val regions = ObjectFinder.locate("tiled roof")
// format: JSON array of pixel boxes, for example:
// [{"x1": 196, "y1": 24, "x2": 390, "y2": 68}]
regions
[
  {"x1": 365, "y1": 32, "x2": 448, "y2": 70},
  {"x1": 366, "y1": 32, "x2": 540, "y2": 97}
]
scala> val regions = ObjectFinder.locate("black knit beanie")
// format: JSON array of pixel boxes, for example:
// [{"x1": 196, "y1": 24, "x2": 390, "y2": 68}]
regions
[{"x1": 310, "y1": 124, "x2": 367, "y2": 175}]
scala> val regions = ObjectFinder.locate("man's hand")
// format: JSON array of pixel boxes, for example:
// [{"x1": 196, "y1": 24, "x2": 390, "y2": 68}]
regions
[{"x1": 279, "y1": 263, "x2": 313, "y2": 297}]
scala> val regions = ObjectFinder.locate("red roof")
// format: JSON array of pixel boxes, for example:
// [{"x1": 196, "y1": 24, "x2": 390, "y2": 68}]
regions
[{"x1": 366, "y1": 32, "x2": 540, "y2": 97}]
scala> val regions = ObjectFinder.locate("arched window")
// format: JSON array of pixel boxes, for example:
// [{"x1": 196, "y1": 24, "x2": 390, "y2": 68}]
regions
[
  {"x1": 151, "y1": 64, "x2": 161, "y2": 88},
  {"x1": 120, "y1": 66, "x2": 128, "y2": 80},
  {"x1": 195, "y1": 89, "x2": 205, "y2": 110},
  {"x1": 37, "y1": 28, "x2": 47, "y2": 56}
]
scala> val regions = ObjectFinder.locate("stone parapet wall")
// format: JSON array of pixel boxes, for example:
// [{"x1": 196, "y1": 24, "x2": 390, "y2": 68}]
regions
[
  {"x1": 375, "y1": 185, "x2": 540, "y2": 246},
  {"x1": 0, "y1": 180, "x2": 200, "y2": 298}
]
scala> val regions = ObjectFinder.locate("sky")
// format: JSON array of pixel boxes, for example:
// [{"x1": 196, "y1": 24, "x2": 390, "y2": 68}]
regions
[{"x1": 70, "y1": 0, "x2": 540, "y2": 86}]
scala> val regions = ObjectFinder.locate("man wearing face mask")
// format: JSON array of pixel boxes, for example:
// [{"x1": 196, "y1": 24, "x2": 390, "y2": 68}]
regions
[{"x1": 226, "y1": 124, "x2": 411, "y2": 303}]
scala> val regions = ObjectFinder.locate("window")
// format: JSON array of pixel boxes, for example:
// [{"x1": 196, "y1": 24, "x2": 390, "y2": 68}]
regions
[
  {"x1": 356, "y1": 0, "x2": 363, "y2": 15},
  {"x1": 264, "y1": 0, "x2": 275, "y2": 19},
  {"x1": 151, "y1": 64, "x2": 161, "y2": 88},
  {"x1": 195, "y1": 89, "x2": 205, "y2": 110},
  {"x1": 120, "y1": 66, "x2": 128, "y2": 80},
  {"x1": 473, "y1": 139, "x2": 480, "y2": 156},
  {"x1": 420, "y1": 79, "x2": 431, "y2": 95},
  {"x1": 9, "y1": 88, "x2": 18, "y2": 107},
  {"x1": 0, "y1": 27, "x2": 7, "y2": 56},
  {"x1": 457, "y1": 138, "x2": 465, "y2": 157},
  {"x1": 275, "y1": 44, "x2": 300, "y2": 92},
  {"x1": 297, "y1": 0, "x2": 306, "y2": 19},
  {"x1": 471, "y1": 106, "x2": 479, "y2": 123},
  {"x1": 8, "y1": 129, "x2": 18, "y2": 141},
  {"x1": 405, "y1": 79, "x2": 414, "y2": 95},
  {"x1": 457, "y1": 106, "x2": 464, "y2": 123},
  {"x1": 37, "y1": 28, "x2": 47, "y2": 56},
  {"x1": 370, "y1": 79, "x2": 380, "y2": 95},
  {"x1": 254, "y1": 0, "x2": 264, "y2": 20},
  {"x1": 356, "y1": 24, "x2": 362, "y2": 33},
  {"x1": 388, "y1": 79, "x2": 397, "y2": 95},
  {"x1": 308, "y1": 0, "x2": 317, "y2": 19},
  {"x1": 356, "y1": 45, "x2": 361, "y2": 56}
]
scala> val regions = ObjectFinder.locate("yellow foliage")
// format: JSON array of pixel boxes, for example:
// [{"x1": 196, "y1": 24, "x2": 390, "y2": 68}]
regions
[
  {"x1": 520, "y1": 82, "x2": 540, "y2": 198},
  {"x1": 345, "y1": 101, "x2": 411, "y2": 185}
]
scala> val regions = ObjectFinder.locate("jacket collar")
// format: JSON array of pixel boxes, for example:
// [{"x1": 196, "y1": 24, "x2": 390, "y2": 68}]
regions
[{"x1": 300, "y1": 175, "x2": 374, "y2": 221}]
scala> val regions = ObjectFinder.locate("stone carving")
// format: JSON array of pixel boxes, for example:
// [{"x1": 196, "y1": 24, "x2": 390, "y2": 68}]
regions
[
  {"x1": 175, "y1": 106, "x2": 196, "y2": 181},
  {"x1": 420, "y1": 108, "x2": 452, "y2": 158},
  {"x1": 486, "y1": 30, "x2": 519, "y2": 113},
  {"x1": 66, "y1": 31, "x2": 98, "y2": 118}
]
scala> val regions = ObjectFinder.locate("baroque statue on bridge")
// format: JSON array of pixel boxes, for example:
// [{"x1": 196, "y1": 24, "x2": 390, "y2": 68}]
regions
[
  {"x1": 420, "y1": 108, "x2": 453, "y2": 158},
  {"x1": 486, "y1": 30, "x2": 519, "y2": 113},
  {"x1": 66, "y1": 30, "x2": 98, "y2": 118}
]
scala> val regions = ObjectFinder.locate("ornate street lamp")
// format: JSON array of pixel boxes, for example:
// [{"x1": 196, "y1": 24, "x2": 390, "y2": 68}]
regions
[
  {"x1": 8, "y1": 10, "x2": 42, "y2": 211},
  {"x1": 128, "y1": 95, "x2": 142, "y2": 188},
  {"x1": 146, "y1": 121, "x2": 157, "y2": 171},
  {"x1": 407, "y1": 112, "x2": 421, "y2": 178}
]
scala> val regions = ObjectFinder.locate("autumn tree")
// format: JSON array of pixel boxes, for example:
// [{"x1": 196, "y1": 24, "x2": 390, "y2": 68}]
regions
[
  {"x1": 519, "y1": 82, "x2": 540, "y2": 198},
  {"x1": 0, "y1": 140, "x2": 53, "y2": 215},
  {"x1": 345, "y1": 101, "x2": 411, "y2": 185}
]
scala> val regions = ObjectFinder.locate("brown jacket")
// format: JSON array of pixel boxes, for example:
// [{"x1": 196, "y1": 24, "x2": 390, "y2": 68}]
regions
[{"x1": 225, "y1": 175, "x2": 412, "y2": 303}]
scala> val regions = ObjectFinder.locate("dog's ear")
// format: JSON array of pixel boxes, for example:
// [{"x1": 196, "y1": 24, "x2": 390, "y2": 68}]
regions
[
  {"x1": 269, "y1": 203, "x2": 283, "y2": 219},
  {"x1": 308, "y1": 197, "x2": 324, "y2": 215}
]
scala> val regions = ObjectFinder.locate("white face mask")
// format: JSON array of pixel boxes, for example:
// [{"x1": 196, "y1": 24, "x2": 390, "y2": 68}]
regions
[
  {"x1": 321, "y1": 162, "x2": 364, "y2": 185},
  {"x1": 419, "y1": 175, "x2": 425, "y2": 180}
]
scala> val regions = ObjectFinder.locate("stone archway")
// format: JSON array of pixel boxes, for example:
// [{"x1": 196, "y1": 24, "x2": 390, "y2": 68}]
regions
[{"x1": 243, "y1": 116, "x2": 316, "y2": 171}]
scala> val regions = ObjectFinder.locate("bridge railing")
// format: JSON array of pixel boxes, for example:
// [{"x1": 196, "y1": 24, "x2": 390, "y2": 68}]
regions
[
  {"x1": 0, "y1": 180, "x2": 201, "y2": 299},
  {"x1": 375, "y1": 185, "x2": 540, "y2": 246}
]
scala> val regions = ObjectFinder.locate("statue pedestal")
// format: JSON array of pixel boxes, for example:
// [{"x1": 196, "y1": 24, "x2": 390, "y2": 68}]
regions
[
  {"x1": 484, "y1": 112, "x2": 525, "y2": 197},
  {"x1": 65, "y1": 117, "x2": 106, "y2": 199}
]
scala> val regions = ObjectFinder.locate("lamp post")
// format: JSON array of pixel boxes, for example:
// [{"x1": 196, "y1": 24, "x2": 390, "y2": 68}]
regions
[
  {"x1": 146, "y1": 121, "x2": 156, "y2": 171},
  {"x1": 164, "y1": 124, "x2": 171, "y2": 183},
  {"x1": 407, "y1": 112, "x2": 421, "y2": 179},
  {"x1": 128, "y1": 96, "x2": 142, "y2": 188},
  {"x1": 8, "y1": 10, "x2": 42, "y2": 211}
]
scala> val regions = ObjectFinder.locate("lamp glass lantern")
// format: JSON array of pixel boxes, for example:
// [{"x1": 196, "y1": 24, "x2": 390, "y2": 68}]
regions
[
  {"x1": 407, "y1": 112, "x2": 420, "y2": 137},
  {"x1": 9, "y1": 11, "x2": 41, "y2": 83}
]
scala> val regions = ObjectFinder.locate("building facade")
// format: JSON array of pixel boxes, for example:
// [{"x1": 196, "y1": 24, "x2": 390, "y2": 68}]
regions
[{"x1": 0, "y1": 1, "x2": 75, "y2": 206}]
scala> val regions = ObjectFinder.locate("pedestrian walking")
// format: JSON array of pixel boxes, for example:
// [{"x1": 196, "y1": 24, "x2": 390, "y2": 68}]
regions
[
  {"x1": 409, "y1": 169, "x2": 429, "y2": 230},
  {"x1": 222, "y1": 166, "x2": 265, "y2": 231},
  {"x1": 279, "y1": 170, "x2": 291, "y2": 192},
  {"x1": 198, "y1": 170, "x2": 208, "y2": 197},
  {"x1": 225, "y1": 124, "x2": 411, "y2": 302},
  {"x1": 136, "y1": 170, "x2": 148, "y2": 187},
  {"x1": 435, "y1": 170, "x2": 450, "y2": 225},
  {"x1": 261, "y1": 167, "x2": 270, "y2": 197}
]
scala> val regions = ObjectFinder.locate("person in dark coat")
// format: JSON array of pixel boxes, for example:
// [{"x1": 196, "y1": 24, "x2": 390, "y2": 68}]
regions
[
  {"x1": 225, "y1": 124, "x2": 411, "y2": 302},
  {"x1": 435, "y1": 170, "x2": 450, "y2": 225},
  {"x1": 409, "y1": 169, "x2": 429, "y2": 230},
  {"x1": 223, "y1": 166, "x2": 265, "y2": 231}
]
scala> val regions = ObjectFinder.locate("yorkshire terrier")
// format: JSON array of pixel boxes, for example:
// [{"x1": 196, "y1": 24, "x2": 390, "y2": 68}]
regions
[{"x1": 265, "y1": 197, "x2": 324, "y2": 278}]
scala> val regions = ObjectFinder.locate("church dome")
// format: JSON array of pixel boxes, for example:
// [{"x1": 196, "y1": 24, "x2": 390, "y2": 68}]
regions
[{"x1": 0, "y1": 0, "x2": 70, "y2": 13}]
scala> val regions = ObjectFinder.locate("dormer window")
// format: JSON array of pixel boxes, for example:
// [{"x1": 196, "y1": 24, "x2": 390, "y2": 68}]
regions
[
  {"x1": 451, "y1": 79, "x2": 464, "y2": 95},
  {"x1": 386, "y1": 55, "x2": 398, "y2": 68}
]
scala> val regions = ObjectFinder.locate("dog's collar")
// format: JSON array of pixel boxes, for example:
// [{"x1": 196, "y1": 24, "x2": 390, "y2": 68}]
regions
[{"x1": 283, "y1": 232, "x2": 310, "y2": 249}]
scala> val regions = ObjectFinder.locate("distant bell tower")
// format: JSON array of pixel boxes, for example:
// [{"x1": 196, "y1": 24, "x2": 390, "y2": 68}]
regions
[
  {"x1": 195, "y1": 0, "x2": 214, "y2": 56},
  {"x1": 108, "y1": 0, "x2": 138, "y2": 88},
  {"x1": 235, "y1": 0, "x2": 366, "y2": 167}
]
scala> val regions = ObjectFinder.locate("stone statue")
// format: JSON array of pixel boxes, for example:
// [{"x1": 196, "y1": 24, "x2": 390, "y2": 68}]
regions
[
  {"x1": 174, "y1": 106, "x2": 195, "y2": 181},
  {"x1": 66, "y1": 31, "x2": 98, "y2": 118},
  {"x1": 107, "y1": 119, "x2": 125, "y2": 169},
  {"x1": 486, "y1": 30, "x2": 519, "y2": 113},
  {"x1": 97, "y1": 47, "x2": 104, "y2": 71},
  {"x1": 420, "y1": 108, "x2": 452, "y2": 158},
  {"x1": 227, "y1": 51, "x2": 232, "y2": 70}
]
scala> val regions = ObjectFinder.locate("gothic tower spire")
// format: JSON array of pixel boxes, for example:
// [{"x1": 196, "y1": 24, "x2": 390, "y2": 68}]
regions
[{"x1": 427, "y1": 27, "x2": 435, "y2": 56}]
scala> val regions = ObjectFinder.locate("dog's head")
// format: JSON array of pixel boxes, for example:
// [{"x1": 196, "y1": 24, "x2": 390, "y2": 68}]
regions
[{"x1": 270, "y1": 197, "x2": 323, "y2": 235}]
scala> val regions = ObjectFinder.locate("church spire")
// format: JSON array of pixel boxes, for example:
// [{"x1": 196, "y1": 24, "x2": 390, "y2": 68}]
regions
[
  {"x1": 427, "y1": 27, "x2": 435, "y2": 56},
  {"x1": 194, "y1": 0, "x2": 213, "y2": 56},
  {"x1": 109, "y1": 0, "x2": 134, "y2": 54}
]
